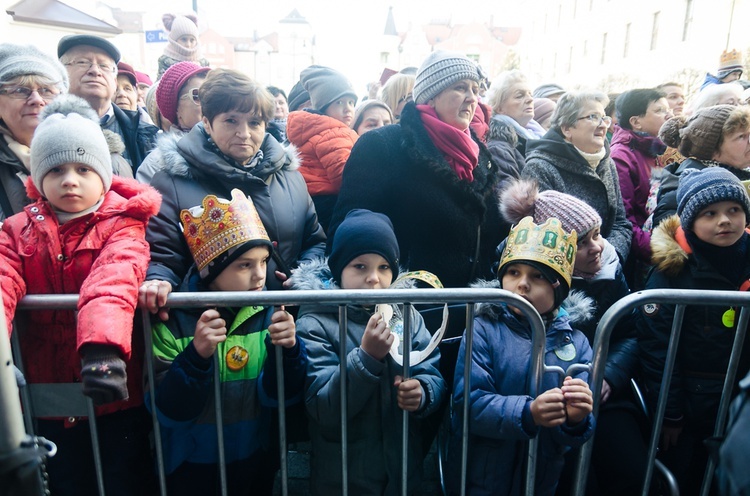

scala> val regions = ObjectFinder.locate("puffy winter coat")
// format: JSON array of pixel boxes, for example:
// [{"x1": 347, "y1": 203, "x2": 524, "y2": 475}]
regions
[
  {"x1": 292, "y1": 258, "x2": 446, "y2": 496},
  {"x1": 637, "y1": 216, "x2": 750, "y2": 425},
  {"x1": 486, "y1": 114, "x2": 526, "y2": 193},
  {"x1": 523, "y1": 128, "x2": 632, "y2": 262},
  {"x1": 328, "y1": 102, "x2": 508, "y2": 290},
  {"x1": 447, "y1": 281, "x2": 595, "y2": 496},
  {"x1": 0, "y1": 176, "x2": 161, "y2": 416},
  {"x1": 143, "y1": 124, "x2": 326, "y2": 291}
]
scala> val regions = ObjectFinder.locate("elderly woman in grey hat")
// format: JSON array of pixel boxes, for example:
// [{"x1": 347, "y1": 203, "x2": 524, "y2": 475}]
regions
[
  {"x1": 653, "y1": 104, "x2": 750, "y2": 226},
  {"x1": 329, "y1": 50, "x2": 508, "y2": 342},
  {"x1": 0, "y1": 43, "x2": 68, "y2": 220}
]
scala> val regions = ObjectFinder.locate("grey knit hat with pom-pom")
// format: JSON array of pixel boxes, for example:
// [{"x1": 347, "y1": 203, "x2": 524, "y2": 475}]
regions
[
  {"x1": 499, "y1": 179, "x2": 602, "y2": 237},
  {"x1": 659, "y1": 104, "x2": 735, "y2": 160}
]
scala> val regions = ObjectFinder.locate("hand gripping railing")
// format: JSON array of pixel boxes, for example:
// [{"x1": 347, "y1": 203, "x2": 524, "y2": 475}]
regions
[
  {"x1": 9, "y1": 287, "x2": 549, "y2": 496},
  {"x1": 571, "y1": 289, "x2": 750, "y2": 496}
]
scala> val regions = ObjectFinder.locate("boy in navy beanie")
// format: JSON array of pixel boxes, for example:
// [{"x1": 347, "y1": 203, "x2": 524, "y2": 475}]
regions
[{"x1": 638, "y1": 167, "x2": 750, "y2": 495}]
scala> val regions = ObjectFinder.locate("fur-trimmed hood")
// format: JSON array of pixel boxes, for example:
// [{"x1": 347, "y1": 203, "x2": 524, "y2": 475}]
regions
[
  {"x1": 470, "y1": 278, "x2": 596, "y2": 327},
  {"x1": 488, "y1": 114, "x2": 520, "y2": 148},
  {"x1": 24, "y1": 175, "x2": 162, "y2": 221},
  {"x1": 650, "y1": 215, "x2": 689, "y2": 277},
  {"x1": 149, "y1": 123, "x2": 300, "y2": 182}
]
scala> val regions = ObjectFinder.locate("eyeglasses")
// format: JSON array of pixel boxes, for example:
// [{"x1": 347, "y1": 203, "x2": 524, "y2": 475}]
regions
[
  {"x1": 577, "y1": 114, "x2": 613, "y2": 126},
  {"x1": 64, "y1": 59, "x2": 116, "y2": 74},
  {"x1": 397, "y1": 93, "x2": 413, "y2": 105},
  {"x1": 0, "y1": 86, "x2": 59, "y2": 102},
  {"x1": 179, "y1": 87, "x2": 200, "y2": 105}
]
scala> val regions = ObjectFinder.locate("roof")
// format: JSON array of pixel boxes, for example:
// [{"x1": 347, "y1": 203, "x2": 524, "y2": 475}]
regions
[
  {"x1": 6, "y1": 0, "x2": 121, "y2": 34},
  {"x1": 279, "y1": 8, "x2": 308, "y2": 25}
]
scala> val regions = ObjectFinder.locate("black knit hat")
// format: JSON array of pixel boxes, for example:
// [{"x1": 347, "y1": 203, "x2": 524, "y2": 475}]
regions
[
  {"x1": 328, "y1": 209, "x2": 400, "y2": 285},
  {"x1": 677, "y1": 167, "x2": 750, "y2": 229},
  {"x1": 498, "y1": 260, "x2": 569, "y2": 312}
]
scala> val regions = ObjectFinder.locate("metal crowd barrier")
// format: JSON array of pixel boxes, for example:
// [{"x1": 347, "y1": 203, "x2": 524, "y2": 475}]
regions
[
  {"x1": 3, "y1": 287, "x2": 562, "y2": 496},
  {"x1": 572, "y1": 289, "x2": 750, "y2": 496}
]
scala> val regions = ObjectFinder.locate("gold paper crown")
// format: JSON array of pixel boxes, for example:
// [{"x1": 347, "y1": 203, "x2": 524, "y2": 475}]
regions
[
  {"x1": 498, "y1": 216, "x2": 577, "y2": 287},
  {"x1": 719, "y1": 49, "x2": 743, "y2": 71},
  {"x1": 180, "y1": 189, "x2": 271, "y2": 271}
]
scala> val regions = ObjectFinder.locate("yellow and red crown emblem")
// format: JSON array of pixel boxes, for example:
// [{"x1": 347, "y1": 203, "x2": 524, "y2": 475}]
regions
[
  {"x1": 498, "y1": 216, "x2": 578, "y2": 286},
  {"x1": 180, "y1": 189, "x2": 270, "y2": 271},
  {"x1": 719, "y1": 49, "x2": 743, "y2": 70}
]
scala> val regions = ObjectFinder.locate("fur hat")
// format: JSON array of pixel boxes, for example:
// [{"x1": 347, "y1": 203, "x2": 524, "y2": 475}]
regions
[
  {"x1": 413, "y1": 51, "x2": 481, "y2": 105},
  {"x1": 0, "y1": 43, "x2": 69, "y2": 91},
  {"x1": 500, "y1": 179, "x2": 602, "y2": 238},
  {"x1": 57, "y1": 34, "x2": 120, "y2": 64},
  {"x1": 533, "y1": 83, "x2": 565, "y2": 99},
  {"x1": 718, "y1": 49, "x2": 744, "y2": 79},
  {"x1": 300, "y1": 65, "x2": 357, "y2": 112},
  {"x1": 328, "y1": 209, "x2": 400, "y2": 285},
  {"x1": 677, "y1": 168, "x2": 750, "y2": 229},
  {"x1": 156, "y1": 61, "x2": 210, "y2": 124},
  {"x1": 181, "y1": 189, "x2": 273, "y2": 284},
  {"x1": 659, "y1": 105, "x2": 735, "y2": 160},
  {"x1": 31, "y1": 95, "x2": 112, "y2": 196}
]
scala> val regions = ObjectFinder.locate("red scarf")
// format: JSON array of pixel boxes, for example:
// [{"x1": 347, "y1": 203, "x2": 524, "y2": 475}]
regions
[{"x1": 417, "y1": 104, "x2": 480, "y2": 182}]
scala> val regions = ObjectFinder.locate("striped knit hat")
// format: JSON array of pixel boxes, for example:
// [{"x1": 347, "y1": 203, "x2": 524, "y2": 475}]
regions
[
  {"x1": 413, "y1": 51, "x2": 481, "y2": 105},
  {"x1": 499, "y1": 179, "x2": 602, "y2": 238},
  {"x1": 677, "y1": 167, "x2": 750, "y2": 229}
]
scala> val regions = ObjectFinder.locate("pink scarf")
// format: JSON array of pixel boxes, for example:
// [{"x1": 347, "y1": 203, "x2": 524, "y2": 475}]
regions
[{"x1": 417, "y1": 104, "x2": 479, "y2": 182}]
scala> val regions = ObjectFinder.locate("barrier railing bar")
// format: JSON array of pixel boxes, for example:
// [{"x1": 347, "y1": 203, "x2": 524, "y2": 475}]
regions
[
  {"x1": 85, "y1": 397, "x2": 106, "y2": 496},
  {"x1": 141, "y1": 310, "x2": 167, "y2": 495},
  {"x1": 276, "y1": 342, "x2": 289, "y2": 496},
  {"x1": 214, "y1": 351, "x2": 228, "y2": 496},
  {"x1": 9, "y1": 326, "x2": 34, "y2": 436},
  {"x1": 459, "y1": 302, "x2": 475, "y2": 496},
  {"x1": 400, "y1": 302, "x2": 413, "y2": 496},
  {"x1": 700, "y1": 305, "x2": 750, "y2": 496},
  {"x1": 338, "y1": 304, "x2": 349, "y2": 496}
]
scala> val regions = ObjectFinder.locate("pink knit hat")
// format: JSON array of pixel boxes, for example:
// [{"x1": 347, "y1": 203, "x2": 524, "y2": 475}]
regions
[{"x1": 156, "y1": 61, "x2": 210, "y2": 124}]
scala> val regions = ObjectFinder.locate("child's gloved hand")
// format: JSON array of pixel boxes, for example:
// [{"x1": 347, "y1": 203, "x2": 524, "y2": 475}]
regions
[
  {"x1": 394, "y1": 376, "x2": 422, "y2": 412},
  {"x1": 562, "y1": 376, "x2": 593, "y2": 425},
  {"x1": 530, "y1": 388, "x2": 566, "y2": 427},
  {"x1": 80, "y1": 344, "x2": 128, "y2": 406},
  {"x1": 269, "y1": 305, "x2": 296, "y2": 349},
  {"x1": 361, "y1": 312, "x2": 394, "y2": 361},
  {"x1": 193, "y1": 309, "x2": 227, "y2": 359}
]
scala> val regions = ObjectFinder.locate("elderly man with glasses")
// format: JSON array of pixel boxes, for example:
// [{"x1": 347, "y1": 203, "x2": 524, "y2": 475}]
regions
[{"x1": 58, "y1": 35, "x2": 157, "y2": 172}]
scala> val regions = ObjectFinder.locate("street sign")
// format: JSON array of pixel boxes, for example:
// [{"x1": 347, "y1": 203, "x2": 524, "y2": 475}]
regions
[{"x1": 145, "y1": 30, "x2": 168, "y2": 43}]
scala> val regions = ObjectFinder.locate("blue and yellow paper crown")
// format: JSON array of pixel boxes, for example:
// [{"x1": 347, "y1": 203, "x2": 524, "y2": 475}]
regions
[
  {"x1": 498, "y1": 216, "x2": 578, "y2": 287},
  {"x1": 180, "y1": 189, "x2": 270, "y2": 271}
]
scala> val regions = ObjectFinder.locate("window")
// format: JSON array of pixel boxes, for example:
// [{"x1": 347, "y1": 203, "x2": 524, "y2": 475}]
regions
[
  {"x1": 651, "y1": 11, "x2": 660, "y2": 50},
  {"x1": 624, "y1": 22, "x2": 631, "y2": 58},
  {"x1": 568, "y1": 46, "x2": 573, "y2": 73},
  {"x1": 682, "y1": 0, "x2": 694, "y2": 41},
  {"x1": 558, "y1": 4, "x2": 563, "y2": 28},
  {"x1": 583, "y1": 39, "x2": 588, "y2": 57},
  {"x1": 573, "y1": 0, "x2": 577, "y2": 19},
  {"x1": 380, "y1": 52, "x2": 389, "y2": 64},
  {"x1": 601, "y1": 33, "x2": 607, "y2": 64}
]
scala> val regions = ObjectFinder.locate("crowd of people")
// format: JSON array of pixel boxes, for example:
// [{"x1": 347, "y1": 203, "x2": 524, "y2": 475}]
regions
[{"x1": 1, "y1": 19, "x2": 750, "y2": 496}]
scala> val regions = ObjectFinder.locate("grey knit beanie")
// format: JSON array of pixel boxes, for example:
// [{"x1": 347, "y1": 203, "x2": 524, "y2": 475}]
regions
[
  {"x1": 300, "y1": 65, "x2": 357, "y2": 112},
  {"x1": 413, "y1": 51, "x2": 481, "y2": 105},
  {"x1": 30, "y1": 109, "x2": 112, "y2": 196},
  {"x1": 0, "y1": 43, "x2": 69, "y2": 91},
  {"x1": 677, "y1": 167, "x2": 750, "y2": 229}
]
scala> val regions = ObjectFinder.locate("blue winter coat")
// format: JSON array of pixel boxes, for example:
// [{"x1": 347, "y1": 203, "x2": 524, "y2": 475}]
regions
[{"x1": 447, "y1": 284, "x2": 595, "y2": 496}]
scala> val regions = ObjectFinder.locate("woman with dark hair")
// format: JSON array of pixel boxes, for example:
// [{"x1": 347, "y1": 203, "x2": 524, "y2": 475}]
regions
[
  {"x1": 610, "y1": 89, "x2": 671, "y2": 287},
  {"x1": 139, "y1": 69, "x2": 325, "y2": 319},
  {"x1": 522, "y1": 90, "x2": 633, "y2": 262}
]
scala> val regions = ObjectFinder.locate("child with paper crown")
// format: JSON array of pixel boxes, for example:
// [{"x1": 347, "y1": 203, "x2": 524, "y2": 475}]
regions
[
  {"x1": 291, "y1": 208, "x2": 447, "y2": 495},
  {"x1": 501, "y1": 178, "x2": 648, "y2": 495},
  {"x1": 0, "y1": 106, "x2": 162, "y2": 495},
  {"x1": 637, "y1": 167, "x2": 750, "y2": 496},
  {"x1": 147, "y1": 189, "x2": 307, "y2": 496},
  {"x1": 447, "y1": 211, "x2": 595, "y2": 496}
]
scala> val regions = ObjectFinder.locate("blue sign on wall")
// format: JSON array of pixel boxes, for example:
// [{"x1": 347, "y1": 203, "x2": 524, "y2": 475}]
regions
[{"x1": 145, "y1": 30, "x2": 168, "y2": 43}]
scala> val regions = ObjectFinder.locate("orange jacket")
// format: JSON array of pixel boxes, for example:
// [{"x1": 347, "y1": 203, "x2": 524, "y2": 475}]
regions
[{"x1": 286, "y1": 110, "x2": 358, "y2": 195}]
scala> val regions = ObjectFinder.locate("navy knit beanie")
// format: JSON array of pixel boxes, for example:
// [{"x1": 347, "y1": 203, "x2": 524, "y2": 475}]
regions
[
  {"x1": 677, "y1": 167, "x2": 750, "y2": 230},
  {"x1": 328, "y1": 209, "x2": 400, "y2": 285}
]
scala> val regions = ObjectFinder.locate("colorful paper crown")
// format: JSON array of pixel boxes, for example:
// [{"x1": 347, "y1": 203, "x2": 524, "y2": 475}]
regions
[
  {"x1": 719, "y1": 49, "x2": 743, "y2": 72},
  {"x1": 498, "y1": 216, "x2": 578, "y2": 287},
  {"x1": 180, "y1": 189, "x2": 271, "y2": 271}
]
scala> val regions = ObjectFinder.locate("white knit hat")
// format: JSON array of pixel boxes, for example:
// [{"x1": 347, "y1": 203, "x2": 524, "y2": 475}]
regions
[
  {"x1": 31, "y1": 109, "x2": 112, "y2": 196},
  {"x1": 412, "y1": 51, "x2": 481, "y2": 104}
]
